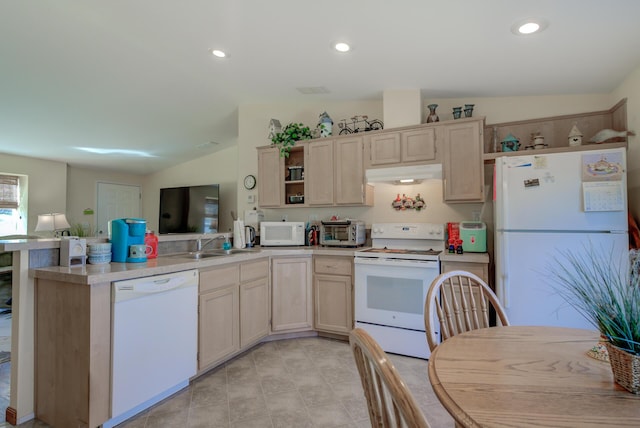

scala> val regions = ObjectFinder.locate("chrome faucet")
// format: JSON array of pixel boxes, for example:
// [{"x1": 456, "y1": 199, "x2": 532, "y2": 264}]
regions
[{"x1": 196, "y1": 235, "x2": 227, "y2": 252}]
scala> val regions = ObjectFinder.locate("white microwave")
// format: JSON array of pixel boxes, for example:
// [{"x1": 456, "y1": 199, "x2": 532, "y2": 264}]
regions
[{"x1": 260, "y1": 221, "x2": 306, "y2": 246}]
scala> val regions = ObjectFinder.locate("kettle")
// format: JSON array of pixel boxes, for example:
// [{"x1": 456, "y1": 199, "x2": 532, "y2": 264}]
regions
[{"x1": 244, "y1": 225, "x2": 256, "y2": 247}]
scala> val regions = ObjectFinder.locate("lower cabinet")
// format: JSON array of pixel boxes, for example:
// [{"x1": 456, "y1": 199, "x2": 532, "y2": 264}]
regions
[
  {"x1": 271, "y1": 256, "x2": 313, "y2": 332},
  {"x1": 240, "y1": 264, "x2": 270, "y2": 347},
  {"x1": 313, "y1": 255, "x2": 353, "y2": 335},
  {"x1": 199, "y1": 264, "x2": 240, "y2": 369},
  {"x1": 198, "y1": 258, "x2": 269, "y2": 370},
  {"x1": 441, "y1": 258, "x2": 489, "y2": 284}
]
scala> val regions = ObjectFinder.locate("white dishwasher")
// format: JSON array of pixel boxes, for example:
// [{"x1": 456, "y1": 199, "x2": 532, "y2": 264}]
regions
[{"x1": 106, "y1": 269, "x2": 198, "y2": 428}]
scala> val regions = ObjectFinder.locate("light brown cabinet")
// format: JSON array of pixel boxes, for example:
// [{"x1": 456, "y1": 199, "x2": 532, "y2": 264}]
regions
[
  {"x1": 239, "y1": 260, "x2": 270, "y2": 347},
  {"x1": 441, "y1": 259, "x2": 489, "y2": 285},
  {"x1": 313, "y1": 255, "x2": 353, "y2": 335},
  {"x1": 198, "y1": 258, "x2": 270, "y2": 370},
  {"x1": 367, "y1": 127, "x2": 438, "y2": 167},
  {"x1": 442, "y1": 118, "x2": 485, "y2": 203},
  {"x1": 306, "y1": 139, "x2": 334, "y2": 205},
  {"x1": 257, "y1": 145, "x2": 306, "y2": 208},
  {"x1": 198, "y1": 264, "x2": 240, "y2": 369},
  {"x1": 271, "y1": 256, "x2": 313, "y2": 332},
  {"x1": 260, "y1": 137, "x2": 372, "y2": 208},
  {"x1": 335, "y1": 137, "x2": 373, "y2": 205},
  {"x1": 257, "y1": 146, "x2": 283, "y2": 207},
  {"x1": 306, "y1": 136, "x2": 373, "y2": 206}
]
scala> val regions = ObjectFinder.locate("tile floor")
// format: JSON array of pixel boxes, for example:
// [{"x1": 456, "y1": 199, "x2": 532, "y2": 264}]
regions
[{"x1": 5, "y1": 336, "x2": 454, "y2": 428}]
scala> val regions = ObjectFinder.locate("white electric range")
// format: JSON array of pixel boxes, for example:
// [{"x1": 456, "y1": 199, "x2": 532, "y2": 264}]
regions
[{"x1": 354, "y1": 223, "x2": 445, "y2": 359}]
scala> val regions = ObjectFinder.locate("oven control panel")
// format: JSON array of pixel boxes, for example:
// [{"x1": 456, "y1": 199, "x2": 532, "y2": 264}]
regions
[{"x1": 371, "y1": 223, "x2": 444, "y2": 240}]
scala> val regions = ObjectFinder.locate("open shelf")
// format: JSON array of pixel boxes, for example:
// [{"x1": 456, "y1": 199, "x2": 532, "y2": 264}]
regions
[{"x1": 483, "y1": 141, "x2": 628, "y2": 162}]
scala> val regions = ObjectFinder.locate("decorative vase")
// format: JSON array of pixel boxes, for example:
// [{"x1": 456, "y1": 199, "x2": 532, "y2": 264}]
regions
[
  {"x1": 426, "y1": 104, "x2": 439, "y2": 123},
  {"x1": 318, "y1": 111, "x2": 333, "y2": 137},
  {"x1": 452, "y1": 107, "x2": 462, "y2": 120},
  {"x1": 605, "y1": 342, "x2": 640, "y2": 394},
  {"x1": 464, "y1": 104, "x2": 474, "y2": 117}
]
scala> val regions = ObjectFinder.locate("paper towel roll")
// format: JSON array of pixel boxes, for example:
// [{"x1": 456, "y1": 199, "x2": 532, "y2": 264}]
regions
[{"x1": 233, "y1": 220, "x2": 246, "y2": 249}]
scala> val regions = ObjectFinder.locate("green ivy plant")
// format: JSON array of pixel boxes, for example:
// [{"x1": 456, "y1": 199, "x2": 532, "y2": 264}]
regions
[{"x1": 271, "y1": 122, "x2": 313, "y2": 157}]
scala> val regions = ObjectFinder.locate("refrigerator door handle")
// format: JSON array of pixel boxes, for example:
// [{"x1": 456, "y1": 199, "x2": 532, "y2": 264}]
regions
[{"x1": 497, "y1": 231, "x2": 510, "y2": 309}]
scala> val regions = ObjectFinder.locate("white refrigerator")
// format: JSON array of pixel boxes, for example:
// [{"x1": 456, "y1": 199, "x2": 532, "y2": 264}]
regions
[{"x1": 494, "y1": 147, "x2": 628, "y2": 329}]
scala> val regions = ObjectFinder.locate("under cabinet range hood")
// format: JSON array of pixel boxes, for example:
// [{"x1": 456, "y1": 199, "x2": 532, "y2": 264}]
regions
[{"x1": 365, "y1": 164, "x2": 442, "y2": 184}]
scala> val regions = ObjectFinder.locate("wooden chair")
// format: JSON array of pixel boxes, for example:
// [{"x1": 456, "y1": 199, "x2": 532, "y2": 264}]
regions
[
  {"x1": 349, "y1": 328, "x2": 430, "y2": 428},
  {"x1": 424, "y1": 270, "x2": 509, "y2": 352}
]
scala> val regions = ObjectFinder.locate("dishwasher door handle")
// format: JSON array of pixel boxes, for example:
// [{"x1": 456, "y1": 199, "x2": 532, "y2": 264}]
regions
[{"x1": 113, "y1": 270, "x2": 198, "y2": 302}]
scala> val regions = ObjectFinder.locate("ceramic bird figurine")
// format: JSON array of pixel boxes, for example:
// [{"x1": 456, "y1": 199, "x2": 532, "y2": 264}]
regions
[{"x1": 588, "y1": 129, "x2": 635, "y2": 144}]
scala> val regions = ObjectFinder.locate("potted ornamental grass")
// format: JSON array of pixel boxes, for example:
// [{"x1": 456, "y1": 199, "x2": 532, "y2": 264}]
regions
[{"x1": 548, "y1": 244, "x2": 640, "y2": 393}]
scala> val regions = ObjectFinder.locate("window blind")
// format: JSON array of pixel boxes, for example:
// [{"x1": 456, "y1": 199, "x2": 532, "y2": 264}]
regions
[{"x1": 0, "y1": 175, "x2": 19, "y2": 209}]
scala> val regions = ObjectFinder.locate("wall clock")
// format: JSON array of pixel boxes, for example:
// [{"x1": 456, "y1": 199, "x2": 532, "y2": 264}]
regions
[{"x1": 244, "y1": 174, "x2": 256, "y2": 190}]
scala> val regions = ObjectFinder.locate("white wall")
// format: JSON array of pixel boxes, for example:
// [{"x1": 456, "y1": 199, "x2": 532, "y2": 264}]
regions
[
  {"x1": 66, "y1": 166, "x2": 144, "y2": 231},
  {"x1": 612, "y1": 66, "x2": 640, "y2": 216},
  {"x1": 3, "y1": 80, "x2": 637, "y2": 234},
  {"x1": 233, "y1": 93, "x2": 619, "y2": 229},
  {"x1": 0, "y1": 153, "x2": 67, "y2": 234},
  {"x1": 422, "y1": 94, "x2": 613, "y2": 124},
  {"x1": 142, "y1": 144, "x2": 239, "y2": 234}
]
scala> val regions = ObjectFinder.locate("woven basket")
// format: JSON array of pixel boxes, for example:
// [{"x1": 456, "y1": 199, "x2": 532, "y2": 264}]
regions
[{"x1": 604, "y1": 342, "x2": 640, "y2": 394}]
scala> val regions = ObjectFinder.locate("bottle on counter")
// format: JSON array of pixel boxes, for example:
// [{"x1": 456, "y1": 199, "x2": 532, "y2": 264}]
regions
[{"x1": 144, "y1": 230, "x2": 158, "y2": 259}]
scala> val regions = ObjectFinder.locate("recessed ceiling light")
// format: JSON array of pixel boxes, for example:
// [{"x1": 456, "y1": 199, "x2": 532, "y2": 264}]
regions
[
  {"x1": 511, "y1": 18, "x2": 547, "y2": 36},
  {"x1": 334, "y1": 42, "x2": 350, "y2": 53},
  {"x1": 211, "y1": 49, "x2": 226, "y2": 58}
]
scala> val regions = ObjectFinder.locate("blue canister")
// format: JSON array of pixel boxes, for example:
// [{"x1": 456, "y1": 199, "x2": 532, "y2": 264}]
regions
[{"x1": 501, "y1": 133, "x2": 520, "y2": 152}]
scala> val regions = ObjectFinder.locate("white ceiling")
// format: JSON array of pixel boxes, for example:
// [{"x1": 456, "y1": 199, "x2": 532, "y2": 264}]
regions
[{"x1": 1, "y1": 1, "x2": 640, "y2": 175}]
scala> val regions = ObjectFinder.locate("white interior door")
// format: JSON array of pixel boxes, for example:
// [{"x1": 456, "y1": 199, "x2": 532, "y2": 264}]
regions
[{"x1": 97, "y1": 183, "x2": 141, "y2": 236}]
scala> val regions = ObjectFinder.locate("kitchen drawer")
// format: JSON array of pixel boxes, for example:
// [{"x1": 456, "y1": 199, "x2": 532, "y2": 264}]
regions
[
  {"x1": 200, "y1": 264, "x2": 240, "y2": 293},
  {"x1": 240, "y1": 258, "x2": 269, "y2": 283},
  {"x1": 314, "y1": 256, "x2": 352, "y2": 276}
]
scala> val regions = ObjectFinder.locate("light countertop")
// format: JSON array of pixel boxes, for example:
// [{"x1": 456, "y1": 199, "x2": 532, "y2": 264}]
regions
[{"x1": 30, "y1": 245, "x2": 365, "y2": 285}]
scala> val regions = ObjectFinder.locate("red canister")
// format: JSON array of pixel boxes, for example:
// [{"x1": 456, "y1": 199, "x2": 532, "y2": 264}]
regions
[{"x1": 144, "y1": 230, "x2": 158, "y2": 259}]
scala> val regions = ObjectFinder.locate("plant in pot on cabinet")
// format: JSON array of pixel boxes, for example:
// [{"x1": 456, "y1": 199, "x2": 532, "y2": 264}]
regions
[
  {"x1": 549, "y1": 245, "x2": 640, "y2": 393},
  {"x1": 271, "y1": 122, "x2": 313, "y2": 157}
]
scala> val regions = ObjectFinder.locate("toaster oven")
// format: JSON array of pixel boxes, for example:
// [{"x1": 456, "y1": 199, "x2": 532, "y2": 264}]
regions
[{"x1": 320, "y1": 220, "x2": 366, "y2": 247}]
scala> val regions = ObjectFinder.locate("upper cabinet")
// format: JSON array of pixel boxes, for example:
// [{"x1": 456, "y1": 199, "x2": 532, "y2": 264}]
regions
[
  {"x1": 367, "y1": 127, "x2": 438, "y2": 168},
  {"x1": 257, "y1": 145, "x2": 306, "y2": 208},
  {"x1": 335, "y1": 137, "x2": 373, "y2": 205},
  {"x1": 483, "y1": 98, "x2": 629, "y2": 161},
  {"x1": 258, "y1": 117, "x2": 490, "y2": 207},
  {"x1": 442, "y1": 118, "x2": 485, "y2": 203},
  {"x1": 257, "y1": 146, "x2": 282, "y2": 207},
  {"x1": 259, "y1": 136, "x2": 373, "y2": 208}
]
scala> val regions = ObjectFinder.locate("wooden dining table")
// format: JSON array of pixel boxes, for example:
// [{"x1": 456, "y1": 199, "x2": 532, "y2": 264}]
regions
[{"x1": 428, "y1": 326, "x2": 640, "y2": 427}]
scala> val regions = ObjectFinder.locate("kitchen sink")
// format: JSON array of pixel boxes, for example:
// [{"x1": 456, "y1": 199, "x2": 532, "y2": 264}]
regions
[
  {"x1": 171, "y1": 248, "x2": 261, "y2": 259},
  {"x1": 209, "y1": 248, "x2": 261, "y2": 255},
  {"x1": 175, "y1": 251, "x2": 225, "y2": 259}
]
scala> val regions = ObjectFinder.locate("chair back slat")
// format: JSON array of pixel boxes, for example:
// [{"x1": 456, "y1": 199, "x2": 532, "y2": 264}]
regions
[
  {"x1": 425, "y1": 270, "x2": 510, "y2": 351},
  {"x1": 350, "y1": 328, "x2": 431, "y2": 428}
]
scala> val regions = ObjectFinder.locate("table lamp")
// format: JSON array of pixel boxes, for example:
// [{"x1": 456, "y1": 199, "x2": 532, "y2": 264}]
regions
[{"x1": 35, "y1": 213, "x2": 71, "y2": 237}]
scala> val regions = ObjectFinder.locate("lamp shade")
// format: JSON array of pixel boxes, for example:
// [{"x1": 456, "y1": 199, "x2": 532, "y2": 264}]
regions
[{"x1": 35, "y1": 213, "x2": 71, "y2": 232}]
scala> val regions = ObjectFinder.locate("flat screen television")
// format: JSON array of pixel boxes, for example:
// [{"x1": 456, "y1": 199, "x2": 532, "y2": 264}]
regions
[{"x1": 159, "y1": 184, "x2": 219, "y2": 234}]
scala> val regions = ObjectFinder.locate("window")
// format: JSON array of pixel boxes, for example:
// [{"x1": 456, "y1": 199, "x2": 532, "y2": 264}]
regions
[{"x1": 0, "y1": 175, "x2": 26, "y2": 236}]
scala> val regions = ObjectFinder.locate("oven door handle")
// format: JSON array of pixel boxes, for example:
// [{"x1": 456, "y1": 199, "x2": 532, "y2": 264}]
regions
[{"x1": 354, "y1": 257, "x2": 439, "y2": 269}]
